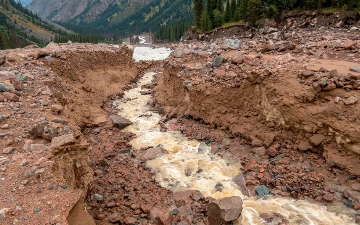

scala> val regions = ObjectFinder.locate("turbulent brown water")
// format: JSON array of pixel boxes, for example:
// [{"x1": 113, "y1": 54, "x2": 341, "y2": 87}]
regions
[{"x1": 116, "y1": 48, "x2": 357, "y2": 224}]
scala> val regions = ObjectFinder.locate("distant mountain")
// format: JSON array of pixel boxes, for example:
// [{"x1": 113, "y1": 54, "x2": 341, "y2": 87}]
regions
[
  {"x1": 0, "y1": 0, "x2": 87, "y2": 49},
  {"x1": 28, "y1": 0, "x2": 154, "y2": 24},
  {"x1": 19, "y1": 0, "x2": 32, "y2": 6},
  {"x1": 27, "y1": 0, "x2": 193, "y2": 37}
]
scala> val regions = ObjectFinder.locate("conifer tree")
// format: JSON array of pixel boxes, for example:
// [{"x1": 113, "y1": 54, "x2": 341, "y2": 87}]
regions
[
  {"x1": 224, "y1": 0, "x2": 231, "y2": 23},
  {"x1": 193, "y1": 0, "x2": 203, "y2": 27}
]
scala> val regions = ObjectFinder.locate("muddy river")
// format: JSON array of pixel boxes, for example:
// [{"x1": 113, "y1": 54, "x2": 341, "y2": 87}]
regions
[{"x1": 116, "y1": 47, "x2": 357, "y2": 224}]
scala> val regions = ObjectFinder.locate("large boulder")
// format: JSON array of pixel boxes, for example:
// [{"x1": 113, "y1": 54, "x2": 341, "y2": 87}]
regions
[
  {"x1": 109, "y1": 115, "x2": 132, "y2": 129},
  {"x1": 208, "y1": 196, "x2": 243, "y2": 225},
  {"x1": 257, "y1": 40, "x2": 275, "y2": 53},
  {"x1": 221, "y1": 39, "x2": 240, "y2": 50}
]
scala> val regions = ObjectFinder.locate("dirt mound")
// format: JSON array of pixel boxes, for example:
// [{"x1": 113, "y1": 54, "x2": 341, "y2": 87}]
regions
[{"x1": 45, "y1": 46, "x2": 144, "y2": 130}]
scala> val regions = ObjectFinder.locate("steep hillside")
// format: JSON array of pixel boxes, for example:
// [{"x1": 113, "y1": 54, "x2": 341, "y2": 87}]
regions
[
  {"x1": 28, "y1": 0, "x2": 153, "y2": 24},
  {"x1": 0, "y1": 0, "x2": 102, "y2": 50},
  {"x1": 27, "y1": 0, "x2": 193, "y2": 38},
  {"x1": 109, "y1": 0, "x2": 192, "y2": 36},
  {"x1": 0, "y1": 0, "x2": 60, "y2": 48}
]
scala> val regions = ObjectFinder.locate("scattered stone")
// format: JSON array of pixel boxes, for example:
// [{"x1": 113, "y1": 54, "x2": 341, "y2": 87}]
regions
[
  {"x1": 215, "y1": 182, "x2": 225, "y2": 192},
  {"x1": 252, "y1": 146, "x2": 266, "y2": 156},
  {"x1": 350, "y1": 66, "x2": 360, "y2": 73},
  {"x1": 221, "y1": 39, "x2": 240, "y2": 50},
  {"x1": 255, "y1": 185, "x2": 271, "y2": 197},
  {"x1": 139, "y1": 147, "x2": 168, "y2": 161},
  {"x1": 109, "y1": 115, "x2": 132, "y2": 129},
  {"x1": 298, "y1": 140, "x2": 313, "y2": 151},
  {"x1": 344, "y1": 96, "x2": 358, "y2": 105},
  {"x1": 51, "y1": 134, "x2": 75, "y2": 148},
  {"x1": 92, "y1": 193, "x2": 104, "y2": 202},
  {"x1": 309, "y1": 134, "x2": 326, "y2": 146},
  {"x1": 2, "y1": 92, "x2": 19, "y2": 101},
  {"x1": 173, "y1": 49, "x2": 185, "y2": 58},
  {"x1": 213, "y1": 56, "x2": 224, "y2": 67},
  {"x1": 3, "y1": 147, "x2": 14, "y2": 154},
  {"x1": 0, "y1": 208, "x2": 10, "y2": 220},
  {"x1": 351, "y1": 183, "x2": 360, "y2": 192},
  {"x1": 29, "y1": 121, "x2": 48, "y2": 137},
  {"x1": 323, "y1": 193, "x2": 334, "y2": 202},
  {"x1": 312, "y1": 81, "x2": 322, "y2": 92},
  {"x1": 266, "y1": 147, "x2": 278, "y2": 157},
  {"x1": 124, "y1": 217, "x2": 137, "y2": 224},
  {"x1": 51, "y1": 104, "x2": 64, "y2": 114},
  {"x1": 207, "y1": 196, "x2": 243, "y2": 224},
  {"x1": 257, "y1": 40, "x2": 275, "y2": 52},
  {"x1": 301, "y1": 70, "x2": 315, "y2": 78},
  {"x1": 107, "y1": 212, "x2": 120, "y2": 223}
]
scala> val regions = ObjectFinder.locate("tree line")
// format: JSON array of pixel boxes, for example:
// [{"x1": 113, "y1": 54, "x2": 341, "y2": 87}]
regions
[{"x1": 194, "y1": 0, "x2": 360, "y2": 32}]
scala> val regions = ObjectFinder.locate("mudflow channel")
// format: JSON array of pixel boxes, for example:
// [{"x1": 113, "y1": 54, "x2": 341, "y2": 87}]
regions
[{"x1": 121, "y1": 47, "x2": 357, "y2": 224}]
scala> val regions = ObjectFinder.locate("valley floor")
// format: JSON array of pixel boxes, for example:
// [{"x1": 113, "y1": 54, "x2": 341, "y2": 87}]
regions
[{"x1": 0, "y1": 22, "x2": 360, "y2": 225}]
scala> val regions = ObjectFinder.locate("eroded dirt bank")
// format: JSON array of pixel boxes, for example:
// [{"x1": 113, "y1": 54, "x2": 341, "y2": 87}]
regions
[
  {"x1": 154, "y1": 25, "x2": 360, "y2": 222},
  {"x1": 0, "y1": 43, "x2": 151, "y2": 225}
]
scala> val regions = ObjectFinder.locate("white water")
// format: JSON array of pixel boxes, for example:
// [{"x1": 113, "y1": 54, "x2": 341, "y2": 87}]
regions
[
  {"x1": 118, "y1": 47, "x2": 357, "y2": 224},
  {"x1": 133, "y1": 46, "x2": 172, "y2": 61}
]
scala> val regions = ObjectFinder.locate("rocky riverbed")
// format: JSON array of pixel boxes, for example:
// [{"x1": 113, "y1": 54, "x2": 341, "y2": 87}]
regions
[{"x1": 0, "y1": 19, "x2": 360, "y2": 225}]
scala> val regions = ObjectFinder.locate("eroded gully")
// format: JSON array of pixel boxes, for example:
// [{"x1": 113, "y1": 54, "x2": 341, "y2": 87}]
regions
[{"x1": 116, "y1": 47, "x2": 357, "y2": 224}]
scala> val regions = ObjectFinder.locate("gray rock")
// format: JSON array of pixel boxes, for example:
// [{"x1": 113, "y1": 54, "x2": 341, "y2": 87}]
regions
[
  {"x1": 3, "y1": 147, "x2": 14, "y2": 154},
  {"x1": 344, "y1": 96, "x2": 358, "y2": 105},
  {"x1": 173, "y1": 49, "x2": 185, "y2": 58},
  {"x1": 92, "y1": 193, "x2": 104, "y2": 202},
  {"x1": 29, "y1": 121, "x2": 48, "y2": 137},
  {"x1": 0, "y1": 83, "x2": 7, "y2": 92},
  {"x1": 221, "y1": 39, "x2": 240, "y2": 50},
  {"x1": 213, "y1": 56, "x2": 224, "y2": 67},
  {"x1": 350, "y1": 66, "x2": 360, "y2": 73},
  {"x1": 0, "y1": 114, "x2": 3, "y2": 122},
  {"x1": 16, "y1": 73, "x2": 27, "y2": 81},
  {"x1": 208, "y1": 196, "x2": 243, "y2": 224},
  {"x1": 51, "y1": 134, "x2": 75, "y2": 148},
  {"x1": 109, "y1": 115, "x2": 132, "y2": 129},
  {"x1": 197, "y1": 142, "x2": 208, "y2": 154},
  {"x1": 255, "y1": 185, "x2": 271, "y2": 197},
  {"x1": 0, "y1": 82, "x2": 15, "y2": 92},
  {"x1": 215, "y1": 182, "x2": 225, "y2": 192},
  {"x1": 45, "y1": 56, "x2": 53, "y2": 61}
]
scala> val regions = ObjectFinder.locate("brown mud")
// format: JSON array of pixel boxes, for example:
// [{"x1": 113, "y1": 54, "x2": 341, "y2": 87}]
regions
[{"x1": 1, "y1": 14, "x2": 360, "y2": 225}]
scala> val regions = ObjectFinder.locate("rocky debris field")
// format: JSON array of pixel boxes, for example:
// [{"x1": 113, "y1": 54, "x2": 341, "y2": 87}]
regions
[
  {"x1": 0, "y1": 18, "x2": 360, "y2": 225},
  {"x1": 154, "y1": 24, "x2": 360, "y2": 222}
]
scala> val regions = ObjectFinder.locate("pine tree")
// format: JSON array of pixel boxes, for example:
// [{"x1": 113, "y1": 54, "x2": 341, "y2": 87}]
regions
[
  {"x1": 216, "y1": 0, "x2": 223, "y2": 13},
  {"x1": 225, "y1": 0, "x2": 231, "y2": 23},
  {"x1": 200, "y1": 10, "x2": 211, "y2": 32},
  {"x1": 193, "y1": 0, "x2": 203, "y2": 27},
  {"x1": 206, "y1": 0, "x2": 217, "y2": 28},
  {"x1": 230, "y1": 0, "x2": 236, "y2": 21}
]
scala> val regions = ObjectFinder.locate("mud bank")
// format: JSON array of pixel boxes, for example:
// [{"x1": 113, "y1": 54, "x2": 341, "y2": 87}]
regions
[{"x1": 154, "y1": 61, "x2": 360, "y2": 176}]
